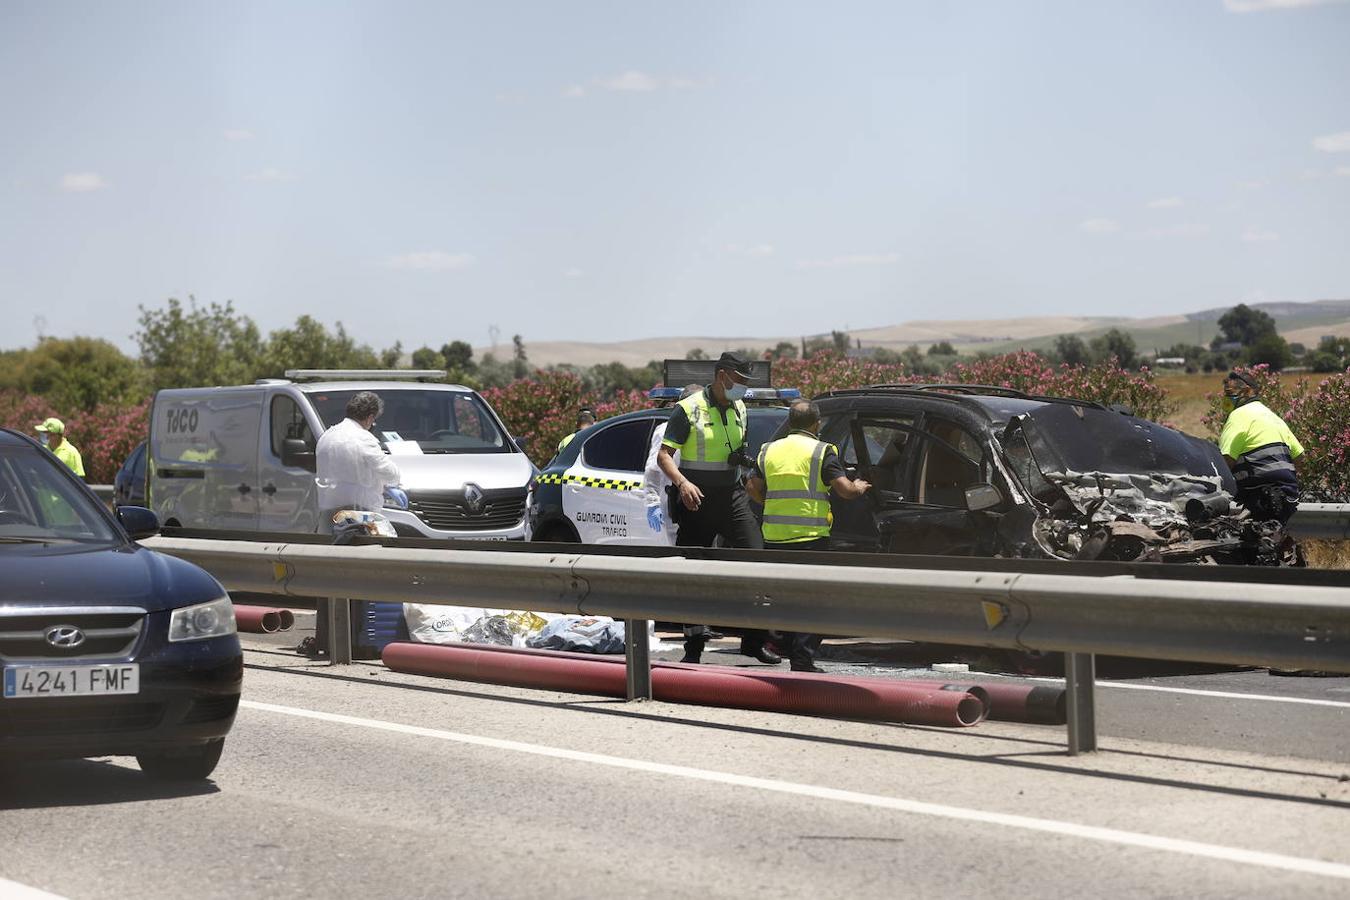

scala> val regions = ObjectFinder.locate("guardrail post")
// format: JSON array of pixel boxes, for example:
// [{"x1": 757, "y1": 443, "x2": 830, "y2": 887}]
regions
[
  {"x1": 625, "y1": 619, "x2": 653, "y2": 701},
  {"x1": 327, "y1": 598, "x2": 352, "y2": 665},
  {"x1": 1064, "y1": 652, "x2": 1097, "y2": 755}
]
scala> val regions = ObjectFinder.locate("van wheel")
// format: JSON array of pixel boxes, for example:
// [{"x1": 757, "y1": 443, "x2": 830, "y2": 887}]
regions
[{"x1": 137, "y1": 740, "x2": 224, "y2": 781}]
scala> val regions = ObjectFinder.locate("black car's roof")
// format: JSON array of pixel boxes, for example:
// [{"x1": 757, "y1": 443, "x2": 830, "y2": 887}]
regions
[
  {"x1": 0, "y1": 427, "x2": 37, "y2": 447},
  {"x1": 816, "y1": 384, "x2": 1107, "y2": 422}
]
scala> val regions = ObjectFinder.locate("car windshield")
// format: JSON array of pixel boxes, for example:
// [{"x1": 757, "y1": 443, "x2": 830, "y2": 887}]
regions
[
  {"x1": 307, "y1": 389, "x2": 512, "y2": 454},
  {"x1": 1020, "y1": 404, "x2": 1234, "y2": 488},
  {"x1": 744, "y1": 408, "x2": 788, "y2": 458},
  {"x1": 0, "y1": 447, "x2": 120, "y2": 544}
]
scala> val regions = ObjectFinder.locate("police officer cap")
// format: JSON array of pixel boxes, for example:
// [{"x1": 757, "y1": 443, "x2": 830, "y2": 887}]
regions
[
  {"x1": 714, "y1": 351, "x2": 753, "y2": 377},
  {"x1": 1226, "y1": 370, "x2": 1259, "y2": 391}
]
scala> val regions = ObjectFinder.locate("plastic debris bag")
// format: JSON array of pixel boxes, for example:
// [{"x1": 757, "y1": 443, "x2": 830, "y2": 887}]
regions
[
  {"x1": 463, "y1": 615, "x2": 517, "y2": 646},
  {"x1": 526, "y1": 616, "x2": 626, "y2": 654},
  {"x1": 404, "y1": 605, "x2": 559, "y2": 645}
]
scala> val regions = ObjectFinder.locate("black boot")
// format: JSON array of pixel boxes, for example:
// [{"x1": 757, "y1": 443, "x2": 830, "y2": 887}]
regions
[{"x1": 681, "y1": 638, "x2": 705, "y2": 664}]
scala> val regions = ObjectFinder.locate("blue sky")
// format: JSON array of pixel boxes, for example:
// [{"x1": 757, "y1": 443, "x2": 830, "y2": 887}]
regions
[{"x1": 2, "y1": 0, "x2": 1348, "y2": 355}]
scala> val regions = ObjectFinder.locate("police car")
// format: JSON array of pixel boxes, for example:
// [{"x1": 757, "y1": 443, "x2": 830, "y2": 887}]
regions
[{"x1": 528, "y1": 361, "x2": 796, "y2": 546}]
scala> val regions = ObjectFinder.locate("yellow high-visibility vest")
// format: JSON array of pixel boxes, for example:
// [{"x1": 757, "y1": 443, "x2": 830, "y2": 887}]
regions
[{"x1": 758, "y1": 432, "x2": 833, "y2": 543}]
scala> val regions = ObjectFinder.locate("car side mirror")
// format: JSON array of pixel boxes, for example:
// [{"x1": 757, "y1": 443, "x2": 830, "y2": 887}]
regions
[
  {"x1": 964, "y1": 482, "x2": 1004, "y2": 512},
  {"x1": 282, "y1": 438, "x2": 317, "y2": 472},
  {"x1": 117, "y1": 505, "x2": 160, "y2": 540}
]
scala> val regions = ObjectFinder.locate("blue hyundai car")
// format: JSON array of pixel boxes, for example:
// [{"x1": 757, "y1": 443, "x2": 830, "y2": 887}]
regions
[{"x1": 0, "y1": 427, "x2": 242, "y2": 780}]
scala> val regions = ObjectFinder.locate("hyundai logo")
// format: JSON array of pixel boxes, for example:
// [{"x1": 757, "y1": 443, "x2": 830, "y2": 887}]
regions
[
  {"x1": 463, "y1": 483, "x2": 486, "y2": 516},
  {"x1": 45, "y1": 625, "x2": 86, "y2": 649}
]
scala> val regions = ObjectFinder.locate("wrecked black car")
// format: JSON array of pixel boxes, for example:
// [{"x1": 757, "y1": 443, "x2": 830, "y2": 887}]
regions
[{"x1": 810, "y1": 385, "x2": 1300, "y2": 566}]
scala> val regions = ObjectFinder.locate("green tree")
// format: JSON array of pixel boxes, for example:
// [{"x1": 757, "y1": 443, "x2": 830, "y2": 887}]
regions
[
  {"x1": 135, "y1": 297, "x2": 265, "y2": 389},
  {"x1": 831, "y1": 330, "x2": 852, "y2": 354},
  {"x1": 411, "y1": 346, "x2": 445, "y2": 370},
  {"x1": 440, "y1": 341, "x2": 475, "y2": 372},
  {"x1": 1309, "y1": 337, "x2": 1350, "y2": 373},
  {"x1": 380, "y1": 341, "x2": 404, "y2": 368},
  {"x1": 6, "y1": 337, "x2": 145, "y2": 412},
  {"x1": 1214, "y1": 303, "x2": 1278, "y2": 348},
  {"x1": 511, "y1": 334, "x2": 529, "y2": 380},
  {"x1": 1051, "y1": 334, "x2": 1091, "y2": 366},
  {"x1": 1245, "y1": 333, "x2": 1293, "y2": 371},
  {"x1": 261, "y1": 315, "x2": 380, "y2": 376},
  {"x1": 769, "y1": 341, "x2": 798, "y2": 360},
  {"x1": 927, "y1": 341, "x2": 956, "y2": 356},
  {"x1": 1089, "y1": 328, "x2": 1138, "y2": 369}
]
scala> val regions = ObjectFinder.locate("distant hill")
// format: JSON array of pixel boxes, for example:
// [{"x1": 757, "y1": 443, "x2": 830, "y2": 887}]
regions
[{"x1": 482, "y1": 299, "x2": 1350, "y2": 368}]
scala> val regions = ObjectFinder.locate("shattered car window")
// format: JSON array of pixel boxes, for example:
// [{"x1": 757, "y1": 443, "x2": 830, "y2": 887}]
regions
[{"x1": 916, "y1": 420, "x2": 984, "y2": 507}]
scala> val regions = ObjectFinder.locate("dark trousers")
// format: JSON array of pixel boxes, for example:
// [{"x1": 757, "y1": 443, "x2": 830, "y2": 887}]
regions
[
  {"x1": 766, "y1": 537, "x2": 831, "y2": 669},
  {"x1": 676, "y1": 486, "x2": 767, "y2": 655}
]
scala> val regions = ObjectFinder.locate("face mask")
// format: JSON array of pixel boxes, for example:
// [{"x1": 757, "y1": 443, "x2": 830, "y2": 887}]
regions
[
  {"x1": 724, "y1": 382, "x2": 748, "y2": 402},
  {"x1": 38, "y1": 434, "x2": 49, "y2": 446}
]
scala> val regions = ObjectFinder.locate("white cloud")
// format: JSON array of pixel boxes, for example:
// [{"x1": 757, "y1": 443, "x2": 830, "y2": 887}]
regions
[
  {"x1": 1141, "y1": 223, "x2": 1211, "y2": 239},
  {"x1": 1078, "y1": 218, "x2": 1120, "y2": 234},
  {"x1": 569, "y1": 71, "x2": 709, "y2": 97},
  {"x1": 223, "y1": 129, "x2": 255, "y2": 141},
  {"x1": 563, "y1": 267, "x2": 584, "y2": 278},
  {"x1": 60, "y1": 172, "x2": 107, "y2": 192},
  {"x1": 1241, "y1": 227, "x2": 1280, "y2": 242},
  {"x1": 243, "y1": 167, "x2": 296, "y2": 182},
  {"x1": 383, "y1": 251, "x2": 475, "y2": 271},
  {"x1": 1224, "y1": 0, "x2": 1348, "y2": 11},
  {"x1": 796, "y1": 253, "x2": 899, "y2": 269},
  {"x1": 597, "y1": 70, "x2": 661, "y2": 92},
  {"x1": 725, "y1": 243, "x2": 776, "y2": 258},
  {"x1": 1146, "y1": 197, "x2": 1183, "y2": 209},
  {"x1": 1313, "y1": 131, "x2": 1350, "y2": 153},
  {"x1": 1336, "y1": 165, "x2": 1350, "y2": 177}
]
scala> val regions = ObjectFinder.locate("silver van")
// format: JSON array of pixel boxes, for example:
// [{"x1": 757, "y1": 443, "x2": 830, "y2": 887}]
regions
[{"x1": 147, "y1": 370, "x2": 534, "y2": 540}]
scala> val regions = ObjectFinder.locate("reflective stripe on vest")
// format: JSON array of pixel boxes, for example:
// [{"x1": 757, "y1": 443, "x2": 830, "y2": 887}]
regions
[
  {"x1": 760, "y1": 433, "x2": 832, "y2": 543},
  {"x1": 673, "y1": 392, "x2": 746, "y2": 473},
  {"x1": 1234, "y1": 441, "x2": 1298, "y2": 487}
]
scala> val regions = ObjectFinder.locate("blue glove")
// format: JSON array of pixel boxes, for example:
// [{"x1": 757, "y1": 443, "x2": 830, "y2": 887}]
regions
[
  {"x1": 384, "y1": 487, "x2": 409, "y2": 510},
  {"x1": 646, "y1": 504, "x2": 663, "y2": 532}
]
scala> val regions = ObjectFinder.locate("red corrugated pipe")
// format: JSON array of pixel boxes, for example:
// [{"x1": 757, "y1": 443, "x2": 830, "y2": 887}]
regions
[
  {"x1": 407, "y1": 642, "x2": 1064, "y2": 726},
  {"x1": 382, "y1": 642, "x2": 987, "y2": 727},
  {"x1": 233, "y1": 605, "x2": 295, "y2": 634}
]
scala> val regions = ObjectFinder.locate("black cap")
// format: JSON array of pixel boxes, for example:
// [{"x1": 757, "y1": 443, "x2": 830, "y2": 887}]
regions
[
  {"x1": 714, "y1": 351, "x2": 753, "y2": 377},
  {"x1": 1226, "y1": 370, "x2": 1259, "y2": 391}
]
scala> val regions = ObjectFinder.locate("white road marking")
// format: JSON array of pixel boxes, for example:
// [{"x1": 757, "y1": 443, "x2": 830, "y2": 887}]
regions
[
  {"x1": 0, "y1": 878, "x2": 68, "y2": 899},
  {"x1": 241, "y1": 699, "x2": 1350, "y2": 881},
  {"x1": 1026, "y1": 678, "x2": 1350, "y2": 709}
]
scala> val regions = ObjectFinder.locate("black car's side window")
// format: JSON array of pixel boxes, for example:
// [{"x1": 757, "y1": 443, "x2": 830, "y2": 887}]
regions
[
  {"x1": 915, "y1": 419, "x2": 986, "y2": 507},
  {"x1": 269, "y1": 396, "x2": 314, "y2": 459},
  {"x1": 583, "y1": 420, "x2": 655, "y2": 472},
  {"x1": 841, "y1": 419, "x2": 917, "y2": 493}
]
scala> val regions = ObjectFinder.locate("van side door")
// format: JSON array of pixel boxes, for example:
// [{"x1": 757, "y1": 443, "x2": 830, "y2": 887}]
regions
[{"x1": 258, "y1": 390, "x2": 321, "y2": 533}]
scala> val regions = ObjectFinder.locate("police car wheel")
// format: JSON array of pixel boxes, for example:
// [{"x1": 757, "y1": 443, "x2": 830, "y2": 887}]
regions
[{"x1": 535, "y1": 523, "x2": 580, "y2": 543}]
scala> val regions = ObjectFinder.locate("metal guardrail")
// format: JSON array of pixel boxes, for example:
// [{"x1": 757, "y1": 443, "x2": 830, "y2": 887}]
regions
[
  {"x1": 1290, "y1": 504, "x2": 1350, "y2": 541},
  {"x1": 140, "y1": 536, "x2": 1350, "y2": 755}
]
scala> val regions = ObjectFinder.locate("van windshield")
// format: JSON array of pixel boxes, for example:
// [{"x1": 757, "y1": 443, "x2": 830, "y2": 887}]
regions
[{"x1": 307, "y1": 389, "x2": 513, "y2": 455}]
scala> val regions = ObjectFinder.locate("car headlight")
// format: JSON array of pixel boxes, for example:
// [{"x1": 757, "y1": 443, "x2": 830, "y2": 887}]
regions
[{"x1": 168, "y1": 596, "x2": 237, "y2": 643}]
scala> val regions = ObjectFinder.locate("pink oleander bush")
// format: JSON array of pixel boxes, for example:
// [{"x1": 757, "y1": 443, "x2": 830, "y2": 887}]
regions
[
  {"x1": 1202, "y1": 365, "x2": 1350, "y2": 501},
  {"x1": 482, "y1": 371, "x2": 650, "y2": 468},
  {"x1": 0, "y1": 389, "x2": 151, "y2": 484}
]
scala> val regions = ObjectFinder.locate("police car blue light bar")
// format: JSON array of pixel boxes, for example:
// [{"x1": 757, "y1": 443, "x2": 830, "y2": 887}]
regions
[{"x1": 647, "y1": 387, "x2": 801, "y2": 401}]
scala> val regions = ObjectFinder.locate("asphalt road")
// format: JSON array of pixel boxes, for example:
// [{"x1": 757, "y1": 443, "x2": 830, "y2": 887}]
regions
[{"x1": 3, "y1": 628, "x2": 1350, "y2": 900}]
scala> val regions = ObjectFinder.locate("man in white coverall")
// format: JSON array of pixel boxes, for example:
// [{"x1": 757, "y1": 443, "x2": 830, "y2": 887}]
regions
[
  {"x1": 643, "y1": 384, "x2": 703, "y2": 546},
  {"x1": 315, "y1": 391, "x2": 405, "y2": 529}
]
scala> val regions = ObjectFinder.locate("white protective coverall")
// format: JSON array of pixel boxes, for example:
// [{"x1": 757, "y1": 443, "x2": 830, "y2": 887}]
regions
[
  {"x1": 315, "y1": 417, "x2": 402, "y2": 513},
  {"x1": 642, "y1": 422, "x2": 678, "y2": 546}
]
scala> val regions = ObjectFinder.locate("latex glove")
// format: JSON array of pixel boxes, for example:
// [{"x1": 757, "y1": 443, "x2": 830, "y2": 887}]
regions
[
  {"x1": 646, "y1": 504, "x2": 664, "y2": 532},
  {"x1": 384, "y1": 487, "x2": 409, "y2": 510}
]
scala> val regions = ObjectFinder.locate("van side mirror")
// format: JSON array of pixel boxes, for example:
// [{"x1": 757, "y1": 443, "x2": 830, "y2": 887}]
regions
[
  {"x1": 282, "y1": 438, "x2": 317, "y2": 472},
  {"x1": 116, "y1": 505, "x2": 160, "y2": 540},
  {"x1": 964, "y1": 482, "x2": 1004, "y2": 512}
]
